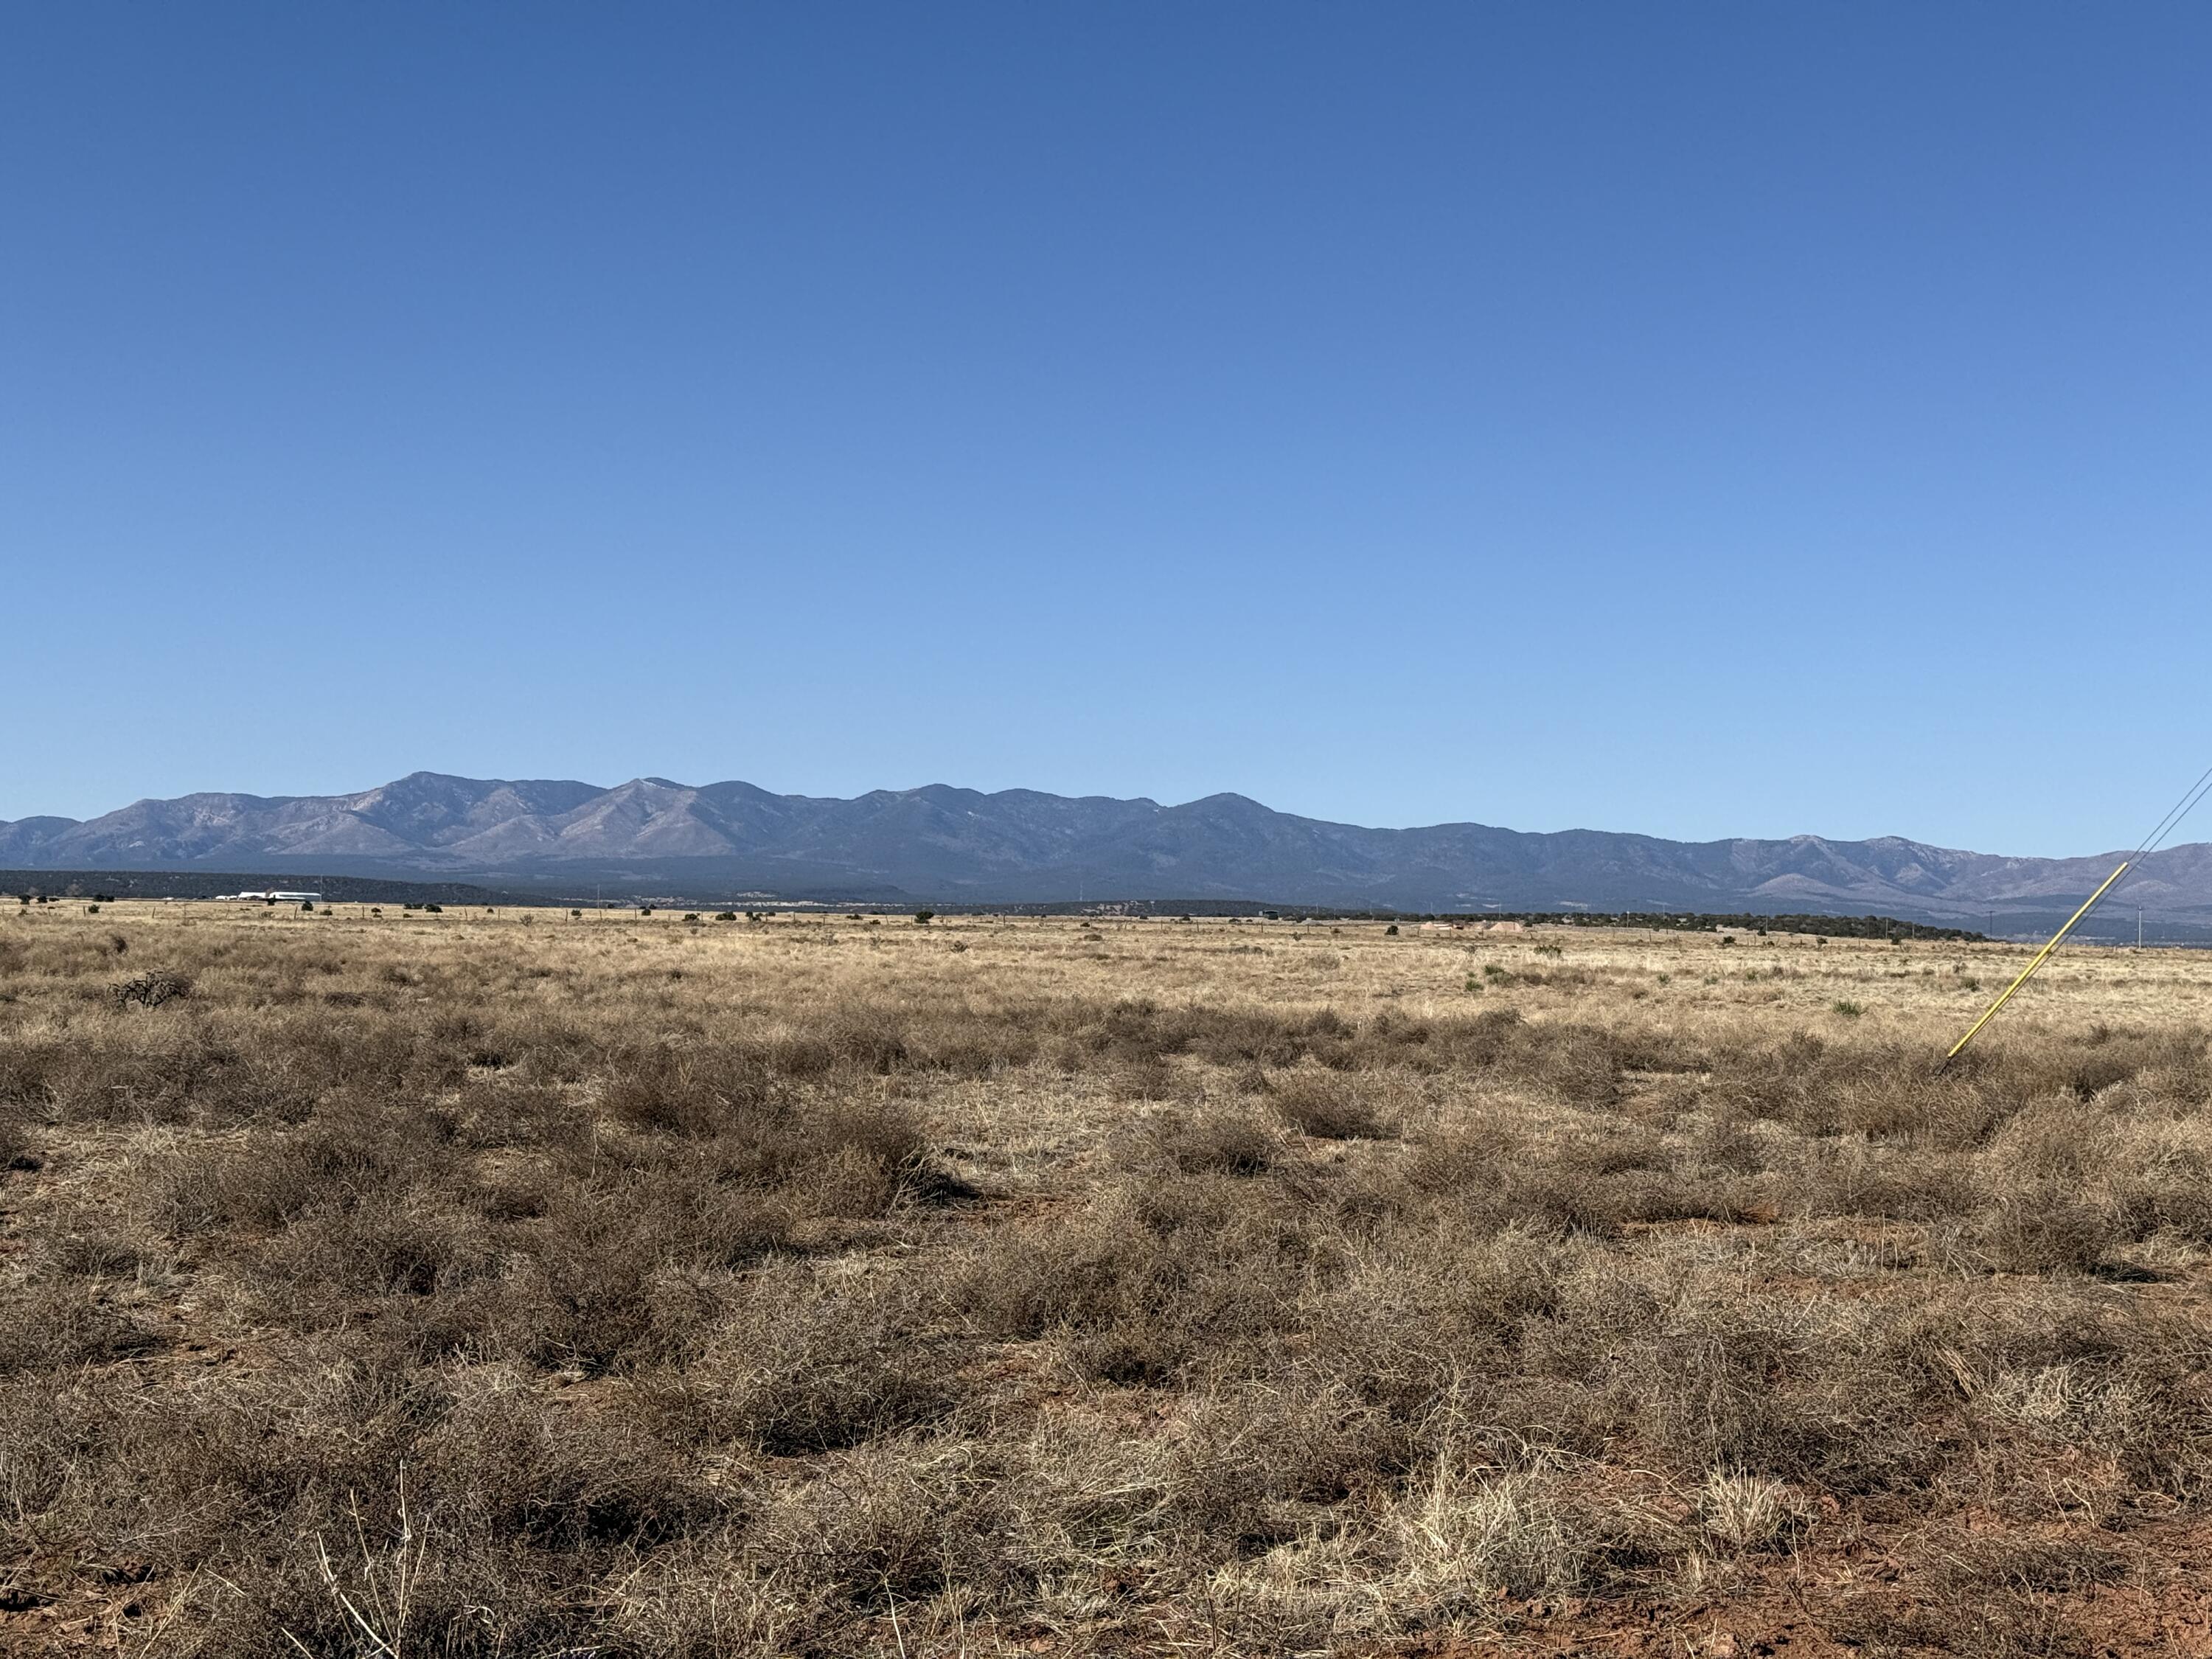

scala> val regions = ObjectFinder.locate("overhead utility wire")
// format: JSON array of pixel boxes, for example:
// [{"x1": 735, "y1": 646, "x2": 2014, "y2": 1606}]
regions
[
  {"x1": 1943, "y1": 759, "x2": 2212, "y2": 1065},
  {"x1": 2132, "y1": 762, "x2": 2212, "y2": 861}
]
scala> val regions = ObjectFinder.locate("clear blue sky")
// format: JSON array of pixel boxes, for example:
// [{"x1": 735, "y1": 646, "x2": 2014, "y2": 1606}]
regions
[{"x1": 7, "y1": 5, "x2": 2210, "y2": 853}]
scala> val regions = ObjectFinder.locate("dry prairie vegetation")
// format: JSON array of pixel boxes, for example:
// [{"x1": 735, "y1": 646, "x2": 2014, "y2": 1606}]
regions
[{"x1": 7, "y1": 905, "x2": 2212, "y2": 1656}]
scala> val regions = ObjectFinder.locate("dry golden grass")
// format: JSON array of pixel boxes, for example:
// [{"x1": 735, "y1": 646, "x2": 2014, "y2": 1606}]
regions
[{"x1": 6, "y1": 901, "x2": 2212, "y2": 1655}]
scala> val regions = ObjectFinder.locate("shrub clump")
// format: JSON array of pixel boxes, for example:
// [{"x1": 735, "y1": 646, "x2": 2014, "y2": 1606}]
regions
[{"x1": 108, "y1": 970, "x2": 192, "y2": 1009}]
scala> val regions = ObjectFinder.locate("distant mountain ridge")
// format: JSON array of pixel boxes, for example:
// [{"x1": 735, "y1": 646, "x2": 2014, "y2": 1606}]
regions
[{"x1": 2, "y1": 771, "x2": 2206, "y2": 924}]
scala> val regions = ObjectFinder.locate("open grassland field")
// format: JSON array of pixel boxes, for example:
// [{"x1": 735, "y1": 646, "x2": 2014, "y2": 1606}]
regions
[{"x1": 9, "y1": 905, "x2": 2212, "y2": 1658}]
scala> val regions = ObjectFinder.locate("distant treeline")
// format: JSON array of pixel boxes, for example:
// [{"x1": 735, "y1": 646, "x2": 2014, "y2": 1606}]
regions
[
  {"x1": 987, "y1": 902, "x2": 1982, "y2": 939},
  {"x1": 0, "y1": 874, "x2": 1986, "y2": 939},
  {"x1": 0, "y1": 870, "x2": 511, "y2": 905},
  {"x1": 1450, "y1": 911, "x2": 1985, "y2": 942},
  {"x1": 849, "y1": 900, "x2": 1986, "y2": 939}
]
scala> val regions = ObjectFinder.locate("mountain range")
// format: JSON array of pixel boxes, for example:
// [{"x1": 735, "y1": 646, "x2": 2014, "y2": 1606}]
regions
[{"x1": 2, "y1": 771, "x2": 2205, "y2": 927}]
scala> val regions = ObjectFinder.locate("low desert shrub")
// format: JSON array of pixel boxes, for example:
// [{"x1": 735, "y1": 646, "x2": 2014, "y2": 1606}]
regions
[
  {"x1": 648, "y1": 1264, "x2": 951, "y2": 1454},
  {"x1": 1268, "y1": 1069, "x2": 1387, "y2": 1138},
  {"x1": 1131, "y1": 1107, "x2": 1279, "y2": 1176}
]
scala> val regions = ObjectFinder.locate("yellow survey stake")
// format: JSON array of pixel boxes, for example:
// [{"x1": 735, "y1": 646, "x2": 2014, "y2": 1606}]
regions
[{"x1": 1944, "y1": 860, "x2": 2130, "y2": 1063}]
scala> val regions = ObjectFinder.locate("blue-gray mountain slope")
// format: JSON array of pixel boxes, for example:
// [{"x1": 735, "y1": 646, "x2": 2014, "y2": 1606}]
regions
[{"x1": 2, "y1": 771, "x2": 2205, "y2": 922}]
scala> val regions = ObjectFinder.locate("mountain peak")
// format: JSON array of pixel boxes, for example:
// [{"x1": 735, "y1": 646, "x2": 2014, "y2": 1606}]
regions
[{"x1": 0, "y1": 772, "x2": 2192, "y2": 926}]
